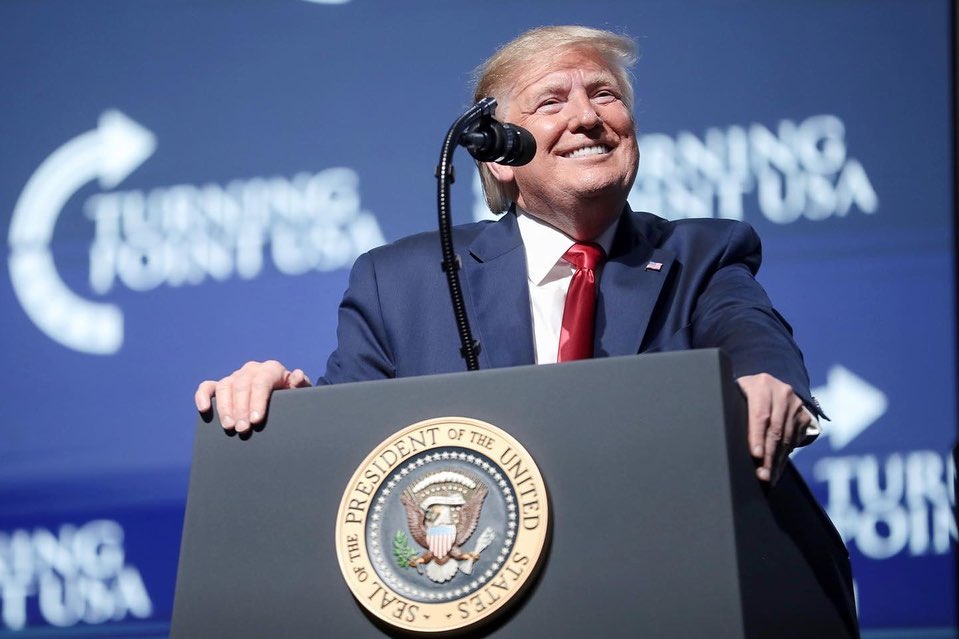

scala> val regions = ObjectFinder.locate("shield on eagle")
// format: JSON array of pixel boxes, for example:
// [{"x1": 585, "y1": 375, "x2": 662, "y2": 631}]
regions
[{"x1": 427, "y1": 524, "x2": 456, "y2": 559}]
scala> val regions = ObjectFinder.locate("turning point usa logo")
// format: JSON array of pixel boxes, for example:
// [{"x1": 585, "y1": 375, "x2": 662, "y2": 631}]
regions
[
  {"x1": 629, "y1": 114, "x2": 878, "y2": 223},
  {"x1": 7, "y1": 110, "x2": 385, "y2": 355},
  {"x1": 0, "y1": 520, "x2": 152, "y2": 631}
]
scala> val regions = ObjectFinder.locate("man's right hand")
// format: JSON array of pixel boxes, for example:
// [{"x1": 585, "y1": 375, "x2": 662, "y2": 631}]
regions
[{"x1": 194, "y1": 360, "x2": 312, "y2": 433}]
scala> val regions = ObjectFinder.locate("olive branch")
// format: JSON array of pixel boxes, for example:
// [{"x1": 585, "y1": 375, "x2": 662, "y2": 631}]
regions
[{"x1": 393, "y1": 530, "x2": 417, "y2": 569}]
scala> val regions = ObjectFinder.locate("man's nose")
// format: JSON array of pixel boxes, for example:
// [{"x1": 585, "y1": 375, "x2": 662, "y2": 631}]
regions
[{"x1": 567, "y1": 93, "x2": 602, "y2": 131}]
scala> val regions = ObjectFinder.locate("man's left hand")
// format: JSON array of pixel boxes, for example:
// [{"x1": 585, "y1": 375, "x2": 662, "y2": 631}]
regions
[{"x1": 736, "y1": 373, "x2": 814, "y2": 484}]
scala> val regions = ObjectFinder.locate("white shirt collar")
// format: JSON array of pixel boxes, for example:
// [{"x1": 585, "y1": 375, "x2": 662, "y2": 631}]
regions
[{"x1": 515, "y1": 207, "x2": 619, "y2": 286}]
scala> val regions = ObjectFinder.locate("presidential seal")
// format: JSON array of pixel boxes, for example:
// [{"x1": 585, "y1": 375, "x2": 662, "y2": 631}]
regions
[{"x1": 335, "y1": 417, "x2": 549, "y2": 633}]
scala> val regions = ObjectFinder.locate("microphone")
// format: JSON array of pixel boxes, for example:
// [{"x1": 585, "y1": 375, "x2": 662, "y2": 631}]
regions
[{"x1": 459, "y1": 117, "x2": 536, "y2": 166}]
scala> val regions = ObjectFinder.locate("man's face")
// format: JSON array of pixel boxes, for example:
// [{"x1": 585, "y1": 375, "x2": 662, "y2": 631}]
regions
[{"x1": 488, "y1": 46, "x2": 639, "y2": 226}]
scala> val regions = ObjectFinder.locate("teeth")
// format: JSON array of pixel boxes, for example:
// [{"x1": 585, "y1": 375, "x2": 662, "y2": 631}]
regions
[{"x1": 564, "y1": 145, "x2": 610, "y2": 159}]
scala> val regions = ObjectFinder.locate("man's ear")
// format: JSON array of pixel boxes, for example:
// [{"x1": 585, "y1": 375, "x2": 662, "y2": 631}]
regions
[{"x1": 485, "y1": 161, "x2": 515, "y2": 185}]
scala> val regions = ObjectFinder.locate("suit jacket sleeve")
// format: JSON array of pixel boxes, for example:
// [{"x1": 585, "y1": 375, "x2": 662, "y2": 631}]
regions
[
  {"x1": 687, "y1": 221, "x2": 821, "y2": 415},
  {"x1": 320, "y1": 251, "x2": 396, "y2": 385}
]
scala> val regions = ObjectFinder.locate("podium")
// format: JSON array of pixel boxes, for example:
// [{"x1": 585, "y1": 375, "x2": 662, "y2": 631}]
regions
[{"x1": 172, "y1": 350, "x2": 857, "y2": 638}]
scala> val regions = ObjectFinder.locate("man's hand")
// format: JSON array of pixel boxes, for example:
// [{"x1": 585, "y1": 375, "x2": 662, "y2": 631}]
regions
[
  {"x1": 736, "y1": 373, "x2": 814, "y2": 484},
  {"x1": 194, "y1": 360, "x2": 312, "y2": 433}
]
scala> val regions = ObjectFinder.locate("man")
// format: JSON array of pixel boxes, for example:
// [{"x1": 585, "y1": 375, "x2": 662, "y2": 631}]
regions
[
  {"x1": 196, "y1": 26, "x2": 859, "y2": 632},
  {"x1": 195, "y1": 26, "x2": 817, "y2": 484}
]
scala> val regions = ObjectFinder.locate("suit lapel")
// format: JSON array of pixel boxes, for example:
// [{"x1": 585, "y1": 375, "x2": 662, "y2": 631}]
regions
[
  {"x1": 464, "y1": 214, "x2": 536, "y2": 369},
  {"x1": 595, "y1": 212, "x2": 676, "y2": 358}
]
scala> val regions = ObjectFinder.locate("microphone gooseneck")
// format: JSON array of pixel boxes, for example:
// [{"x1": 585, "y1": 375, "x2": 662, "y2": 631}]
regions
[{"x1": 435, "y1": 97, "x2": 536, "y2": 371}]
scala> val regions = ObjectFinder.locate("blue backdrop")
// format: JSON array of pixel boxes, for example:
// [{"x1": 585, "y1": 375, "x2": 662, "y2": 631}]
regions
[{"x1": 0, "y1": 1, "x2": 955, "y2": 636}]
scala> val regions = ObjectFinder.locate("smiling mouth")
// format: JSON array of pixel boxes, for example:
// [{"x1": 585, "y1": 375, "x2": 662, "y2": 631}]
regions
[{"x1": 563, "y1": 144, "x2": 611, "y2": 159}]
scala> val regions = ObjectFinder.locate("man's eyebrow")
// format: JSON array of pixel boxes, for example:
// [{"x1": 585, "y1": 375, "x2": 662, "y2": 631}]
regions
[
  {"x1": 583, "y1": 71, "x2": 620, "y2": 90},
  {"x1": 522, "y1": 79, "x2": 571, "y2": 103}
]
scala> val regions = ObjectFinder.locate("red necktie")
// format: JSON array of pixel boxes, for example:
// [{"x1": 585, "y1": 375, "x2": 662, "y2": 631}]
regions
[{"x1": 557, "y1": 242, "x2": 605, "y2": 362}]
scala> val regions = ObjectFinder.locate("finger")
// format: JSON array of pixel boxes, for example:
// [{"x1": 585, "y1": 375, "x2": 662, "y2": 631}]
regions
[
  {"x1": 784, "y1": 398, "x2": 808, "y2": 455},
  {"x1": 231, "y1": 376, "x2": 253, "y2": 433},
  {"x1": 743, "y1": 382, "x2": 771, "y2": 461},
  {"x1": 787, "y1": 401, "x2": 814, "y2": 454},
  {"x1": 770, "y1": 426, "x2": 794, "y2": 485},
  {"x1": 194, "y1": 380, "x2": 216, "y2": 412},
  {"x1": 287, "y1": 368, "x2": 312, "y2": 388},
  {"x1": 759, "y1": 417, "x2": 784, "y2": 483},
  {"x1": 761, "y1": 385, "x2": 790, "y2": 476},
  {"x1": 771, "y1": 399, "x2": 807, "y2": 484},
  {"x1": 248, "y1": 373, "x2": 277, "y2": 425},
  {"x1": 215, "y1": 377, "x2": 236, "y2": 431}
]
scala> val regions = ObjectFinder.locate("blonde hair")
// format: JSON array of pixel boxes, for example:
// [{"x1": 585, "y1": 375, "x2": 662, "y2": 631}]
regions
[{"x1": 472, "y1": 26, "x2": 637, "y2": 214}]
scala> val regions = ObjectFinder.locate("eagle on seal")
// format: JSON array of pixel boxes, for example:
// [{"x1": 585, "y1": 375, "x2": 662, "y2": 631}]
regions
[{"x1": 401, "y1": 471, "x2": 488, "y2": 582}]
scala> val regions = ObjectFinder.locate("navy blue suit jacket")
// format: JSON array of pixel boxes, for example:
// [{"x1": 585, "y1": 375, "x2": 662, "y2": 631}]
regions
[{"x1": 320, "y1": 209, "x2": 814, "y2": 407}]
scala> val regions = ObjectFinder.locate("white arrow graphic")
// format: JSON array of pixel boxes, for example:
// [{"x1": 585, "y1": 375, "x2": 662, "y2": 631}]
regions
[
  {"x1": 812, "y1": 364, "x2": 888, "y2": 451},
  {"x1": 7, "y1": 110, "x2": 156, "y2": 354}
]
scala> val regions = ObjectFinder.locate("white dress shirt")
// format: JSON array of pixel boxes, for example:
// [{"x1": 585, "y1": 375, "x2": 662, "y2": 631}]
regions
[{"x1": 515, "y1": 209, "x2": 619, "y2": 365}]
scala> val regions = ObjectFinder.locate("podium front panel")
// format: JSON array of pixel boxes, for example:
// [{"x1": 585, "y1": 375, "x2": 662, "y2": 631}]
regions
[{"x1": 172, "y1": 350, "x2": 851, "y2": 638}]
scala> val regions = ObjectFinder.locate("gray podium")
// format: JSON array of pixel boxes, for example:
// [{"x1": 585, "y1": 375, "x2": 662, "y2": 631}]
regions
[{"x1": 172, "y1": 349, "x2": 857, "y2": 638}]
